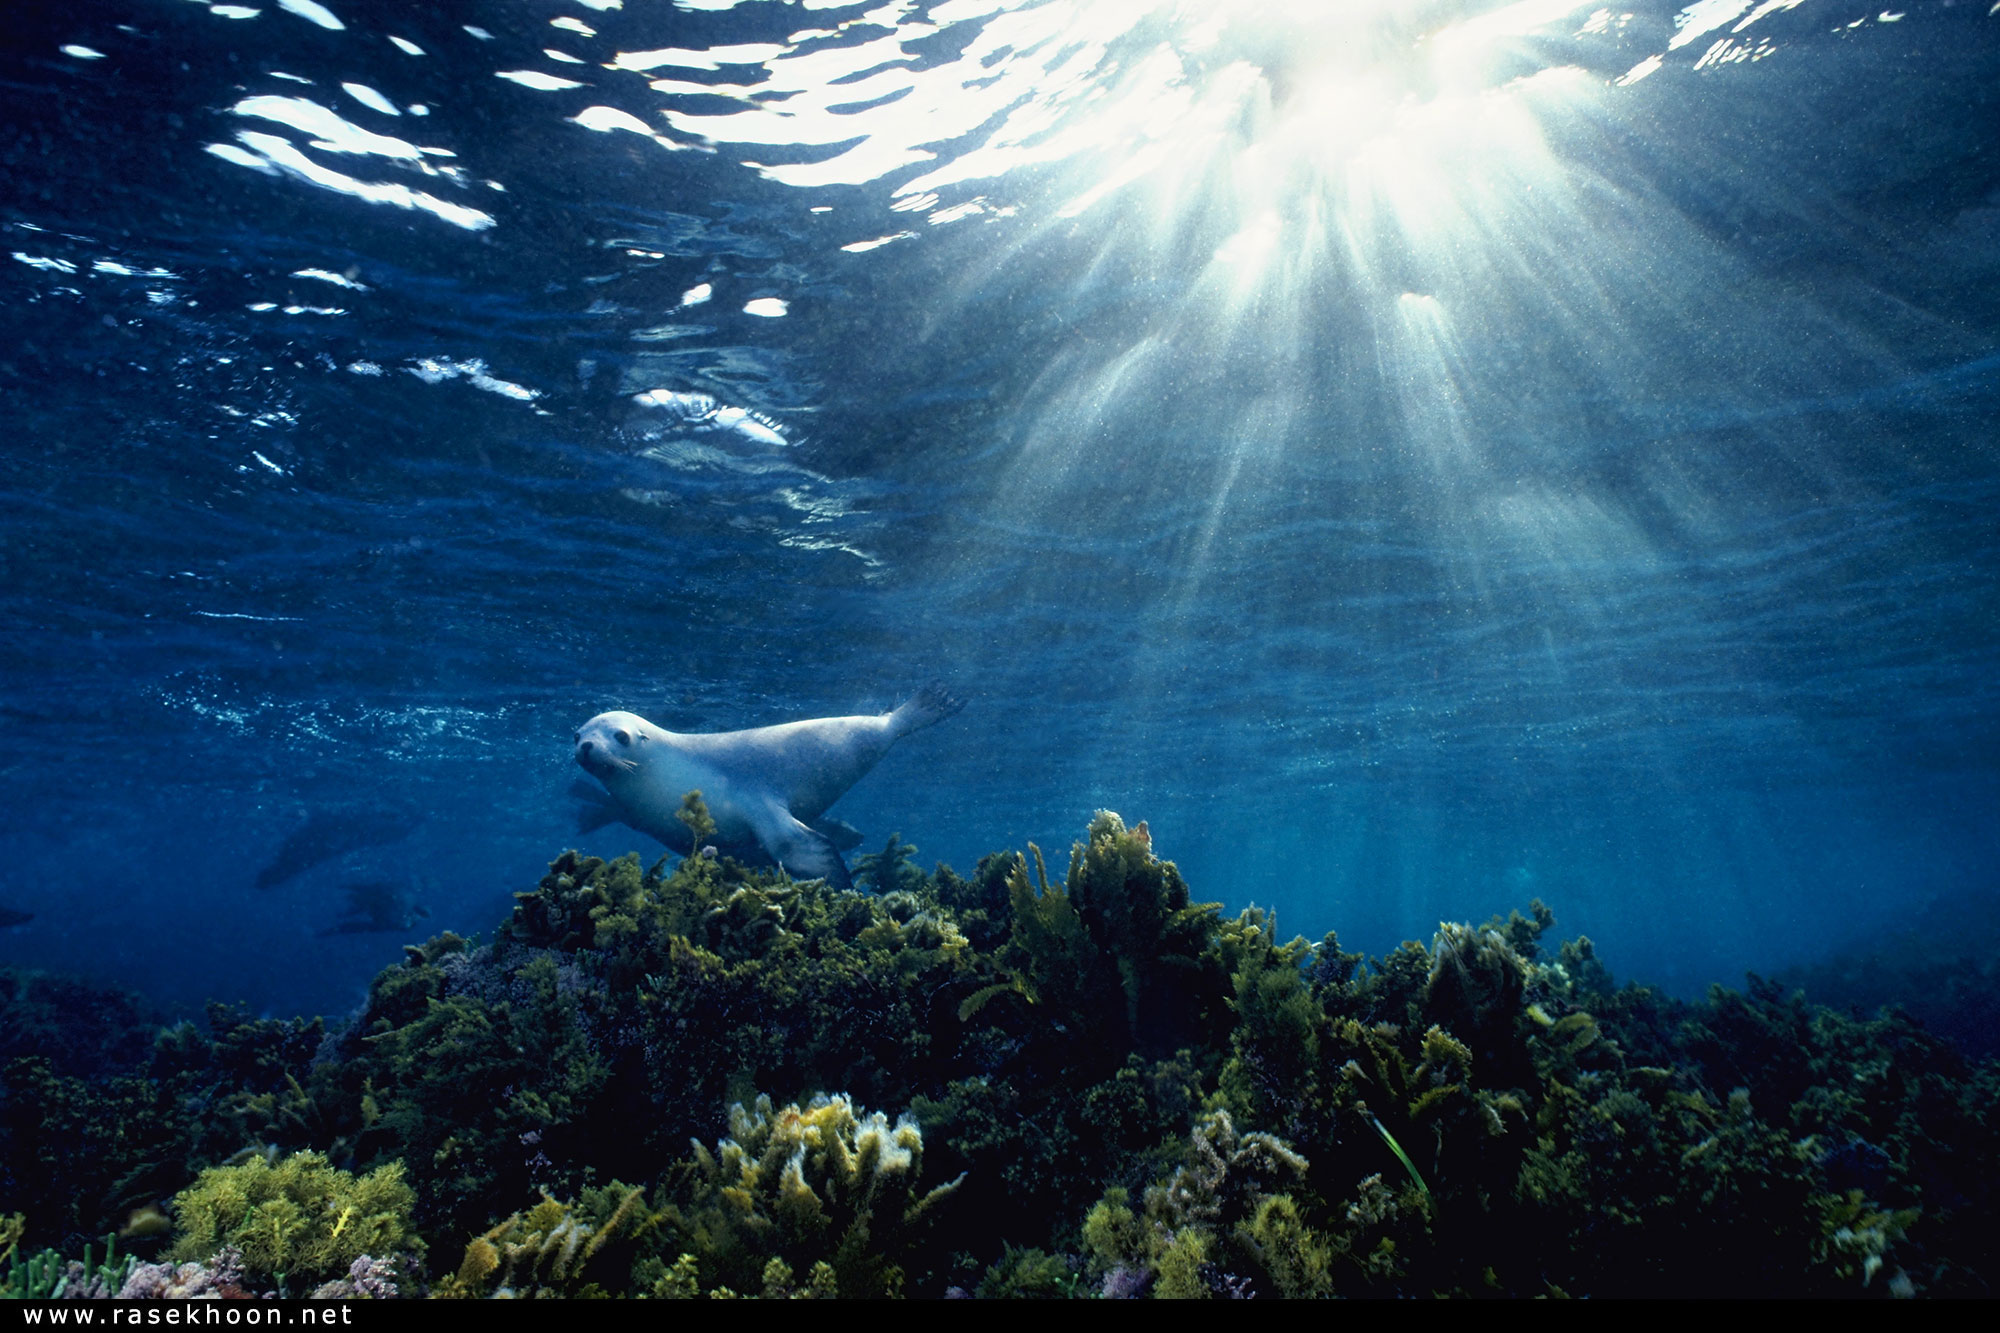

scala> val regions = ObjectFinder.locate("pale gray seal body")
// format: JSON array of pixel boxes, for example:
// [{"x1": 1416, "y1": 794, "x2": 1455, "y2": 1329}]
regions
[{"x1": 572, "y1": 683, "x2": 963, "y2": 891}]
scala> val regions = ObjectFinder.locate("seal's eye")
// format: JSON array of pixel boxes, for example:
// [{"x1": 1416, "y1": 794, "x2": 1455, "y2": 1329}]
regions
[
  {"x1": 615, "y1": 729, "x2": 631, "y2": 746},
  {"x1": 572, "y1": 731, "x2": 580, "y2": 743}
]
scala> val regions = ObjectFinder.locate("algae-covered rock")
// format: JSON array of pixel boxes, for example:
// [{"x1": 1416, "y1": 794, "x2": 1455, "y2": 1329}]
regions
[
  {"x1": 0, "y1": 995, "x2": 326, "y2": 1256},
  {"x1": 6, "y1": 809, "x2": 2000, "y2": 1298}
]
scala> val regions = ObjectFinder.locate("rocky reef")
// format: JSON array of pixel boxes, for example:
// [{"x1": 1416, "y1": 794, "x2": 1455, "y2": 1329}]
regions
[{"x1": 2, "y1": 806, "x2": 1996, "y2": 1297}]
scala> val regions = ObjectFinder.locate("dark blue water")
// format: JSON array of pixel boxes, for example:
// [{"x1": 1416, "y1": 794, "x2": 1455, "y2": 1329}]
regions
[{"x1": 2, "y1": 0, "x2": 1996, "y2": 1023}]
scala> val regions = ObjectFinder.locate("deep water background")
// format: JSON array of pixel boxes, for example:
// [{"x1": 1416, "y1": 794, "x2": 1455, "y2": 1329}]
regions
[{"x1": 1, "y1": 0, "x2": 1995, "y2": 1025}]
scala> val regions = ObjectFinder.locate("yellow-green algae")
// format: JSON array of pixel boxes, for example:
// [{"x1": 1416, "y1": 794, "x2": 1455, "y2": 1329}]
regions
[
  {"x1": 1, "y1": 803, "x2": 1997, "y2": 1297},
  {"x1": 167, "y1": 1151, "x2": 417, "y2": 1293}
]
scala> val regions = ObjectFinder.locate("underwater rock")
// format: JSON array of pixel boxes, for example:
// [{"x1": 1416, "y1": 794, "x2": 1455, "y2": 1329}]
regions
[
  {"x1": 0, "y1": 968, "x2": 163, "y2": 1079},
  {"x1": 308, "y1": 1253, "x2": 411, "y2": 1300},
  {"x1": 118, "y1": 1246, "x2": 252, "y2": 1299}
]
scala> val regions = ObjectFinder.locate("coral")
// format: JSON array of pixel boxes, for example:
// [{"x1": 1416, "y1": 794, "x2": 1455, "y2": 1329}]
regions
[
  {"x1": 500, "y1": 851, "x2": 654, "y2": 956},
  {"x1": 118, "y1": 1245, "x2": 253, "y2": 1299},
  {"x1": 1145, "y1": 1109, "x2": 1309, "y2": 1236},
  {"x1": 153, "y1": 1003, "x2": 331, "y2": 1160},
  {"x1": 637, "y1": 1251, "x2": 702, "y2": 1299},
  {"x1": 168, "y1": 1151, "x2": 418, "y2": 1294},
  {"x1": 0, "y1": 1056, "x2": 189, "y2": 1253},
  {"x1": 2, "y1": 1232, "x2": 138, "y2": 1300},
  {"x1": 0, "y1": 984, "x2": 332, "y2": 1258},
  {"x1": 987, "y1": 813, "x2": 1232, "y2": 1068},
  {"x1": 1240, "y1": 1193, "x2": 1337, "y2": 1298},
  {"x1": 307, "y1": 1253, "x2": 416, "y2": 1299},
  {"x1": 1076, "y1": 1108, "x2": 1356, "y2": 1299},
  {"x1": 1816, "y1": 1190, "x2": 1919, "y2": 1294}
]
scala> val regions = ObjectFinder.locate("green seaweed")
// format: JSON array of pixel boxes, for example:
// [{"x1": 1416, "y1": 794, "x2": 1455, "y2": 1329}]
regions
[
  {"x1": 975, "y1": 1244, "x2": 1082, "y2": 1299},
  {"x1": 3, "y1": 809, "x2": 1998, "y2": 1297},
  {"x1": 167, "y1": 1151, "x2": 418, "y2": 1294},
  {"x1": 1366, "y1": 1113, "x2": 1430, "y2": 1197},
  {"x1": 854, "y1": 833, "x2": 927, "y2": 897}
]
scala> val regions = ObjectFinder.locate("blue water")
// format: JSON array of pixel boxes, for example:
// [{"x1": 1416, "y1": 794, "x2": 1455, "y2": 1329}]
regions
[{"x1": 2, "y1": 0, "x2": 1996, "y2": 1023}]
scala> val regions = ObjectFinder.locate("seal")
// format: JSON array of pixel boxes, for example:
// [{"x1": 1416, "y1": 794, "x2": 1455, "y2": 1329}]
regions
[{"x1": 572, "y1": 683, "x2": 963, "y2": 891}]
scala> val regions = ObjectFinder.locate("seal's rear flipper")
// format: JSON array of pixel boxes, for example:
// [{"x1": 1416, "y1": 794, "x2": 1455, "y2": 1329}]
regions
[
  {"x1": 749, "y1": 799, "x2": 854, "y2": 892},
  {"x1": 891, "y1": 680, "x2": 964, "y2": 737},
  {"x1": 810, "y1": 816, "x2": 865, "y2": 852}
]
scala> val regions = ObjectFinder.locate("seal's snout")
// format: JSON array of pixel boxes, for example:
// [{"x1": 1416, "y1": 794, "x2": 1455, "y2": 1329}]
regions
[
  {"x1": 576, "y1": 712, "x2": 643, "y2": 779},
  {"x1": 575, "y1": 734, "x2": 612, "y2": 778}
]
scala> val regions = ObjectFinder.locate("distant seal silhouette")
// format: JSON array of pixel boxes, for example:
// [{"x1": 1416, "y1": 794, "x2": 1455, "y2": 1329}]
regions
[
  {"x1": 255, "y1": 804, "x2": 421, "y2": 891},
  {"x1": 572, "y1": 683, "x2": 963, "y2": 891}
]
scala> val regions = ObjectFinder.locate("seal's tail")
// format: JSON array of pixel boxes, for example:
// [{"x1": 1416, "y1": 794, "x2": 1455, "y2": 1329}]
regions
[{"x1": 892, "y1": 680, "x2": 964, "y2": 735}]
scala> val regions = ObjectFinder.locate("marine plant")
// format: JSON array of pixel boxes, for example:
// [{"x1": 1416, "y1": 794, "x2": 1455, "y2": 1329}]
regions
[
  {"x1": 0, "y1": 994, "x2": 325, "y2": 1255},
  {"x1": 649, "y1": 1092, "x2": 960, "y2": 1298},
  {"x1": 3, "y1": 805, "x2": 1999, "y2": 1297},
  {"x1": 167, "y1": 1150, "x2": 418, "y2": 1294},
  {"x1": 853, "y1": 833, "x2": 928, "y2": 897},
  {"x1": 974, "y1": 1244, "x2": 1084, "y2": 1299},
  {"x1": 437, "y1": 1185, "x2": 649, "y2": 1299}
]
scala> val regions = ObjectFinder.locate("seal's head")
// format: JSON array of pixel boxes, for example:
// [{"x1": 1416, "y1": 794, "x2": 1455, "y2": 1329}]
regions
[{"x1": 575, "y1": 711, "x2": 652, "y2": 783}]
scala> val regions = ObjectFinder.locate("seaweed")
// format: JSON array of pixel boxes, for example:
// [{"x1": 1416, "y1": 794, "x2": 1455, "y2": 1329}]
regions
[
  {"x1": 647, "y1": 1092, "x2": 960, "y2": 1298},
  {"x1": 0, "y1": 969, "x2": 163, "y2": 1080},
  {"x1": 437, "y1": 1185, "x2": 648, "y2": 1299},
  {"x1": 166, "y1": 1150, "x2": 419, "y2": 1295},
  {"x1": 854, "y1": 833, "x2": 928, "y2": 897},
  {"x1": 2, "y1": 811, "x2": 1997, "y2": 1297}
]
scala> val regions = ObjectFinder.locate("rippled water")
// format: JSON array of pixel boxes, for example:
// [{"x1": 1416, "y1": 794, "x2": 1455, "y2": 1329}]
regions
[{"x1": 2, "y1": 0, "x2": 1996, "y2": 1018}]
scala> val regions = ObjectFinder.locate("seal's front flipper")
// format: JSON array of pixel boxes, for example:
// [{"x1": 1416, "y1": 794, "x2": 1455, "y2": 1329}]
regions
[
  {"x1": 569, "y1": 778, "x2": 621, "y2": 836},
  {"x1": 748, "y1": 799, "x2": 854, "y2": 892},
  {"x1": 810, "y1": 816, "x2": 865, "y2": 852}
]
